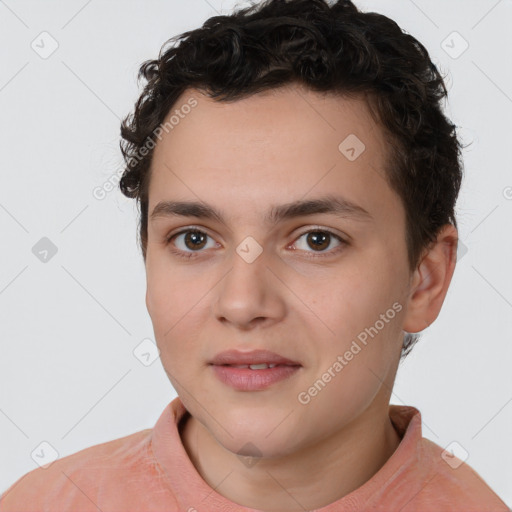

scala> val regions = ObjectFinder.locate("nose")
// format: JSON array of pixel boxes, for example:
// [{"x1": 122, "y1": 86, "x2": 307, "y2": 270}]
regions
[{"x1": 211, "y1": 246, "x2": 287, "y2": 330}]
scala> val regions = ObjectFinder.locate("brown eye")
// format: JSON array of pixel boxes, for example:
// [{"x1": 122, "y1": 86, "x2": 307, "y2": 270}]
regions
[
  {"x1": 305, "y1": 231, "x2": 331, "y2": 251},
  {"x1": 182, "y1": 231, "x2": 208, "y2": 250},
  {"x1": 167, "y1": 229, "x2": 215, "y2": 259},
  {"x1": 166, "y1": 227, "x2": 347, "y2": 261},
  {"x1": 291, "y1": 229, "x2": 347, "y2": 257}
]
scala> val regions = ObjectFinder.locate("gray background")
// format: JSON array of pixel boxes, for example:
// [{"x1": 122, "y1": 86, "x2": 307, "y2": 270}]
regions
[{"x1": 0, "y1": 0, "x2": 511, "y2": 505}]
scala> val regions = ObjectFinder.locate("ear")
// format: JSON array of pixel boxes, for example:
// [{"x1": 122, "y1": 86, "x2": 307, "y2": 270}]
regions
[{"x1": 402, "y1": 224, "x2": 458, "y2": 333}]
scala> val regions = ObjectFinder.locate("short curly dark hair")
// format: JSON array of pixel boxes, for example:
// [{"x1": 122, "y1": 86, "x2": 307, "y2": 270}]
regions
[{"x1": 119, "y1": 0, "x2": 464, "y2": 359}]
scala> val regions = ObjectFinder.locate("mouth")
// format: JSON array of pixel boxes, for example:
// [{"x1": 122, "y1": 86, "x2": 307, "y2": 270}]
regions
[
  {"x1": 209, "y1": 350, "x2": 302, "y2": 391},
  {"x1": 215, "y1": 363, "x2": 300, "y2": 369},
  {"x1": 209, "y1": 349, "x2": 302, "y2": 367}
]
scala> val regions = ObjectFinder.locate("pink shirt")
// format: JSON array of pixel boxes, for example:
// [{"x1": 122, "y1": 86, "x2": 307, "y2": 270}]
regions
[{"x1": 1, "y1": 397, "x2": 508, "y2": 511}]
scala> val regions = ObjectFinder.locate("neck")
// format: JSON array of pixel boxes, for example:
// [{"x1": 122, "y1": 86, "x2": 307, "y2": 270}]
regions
[{"x1": 180, "y1": 401, "x2": 402, "y2": 511}]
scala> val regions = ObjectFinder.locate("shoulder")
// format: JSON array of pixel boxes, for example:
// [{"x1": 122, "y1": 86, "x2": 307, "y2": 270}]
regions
[
  {"x1": 0, "y1": 428, "x2": 172, "y2": 511},
  {"x1": 406, "y1": 437, "x2": 510, "y2": 511}
]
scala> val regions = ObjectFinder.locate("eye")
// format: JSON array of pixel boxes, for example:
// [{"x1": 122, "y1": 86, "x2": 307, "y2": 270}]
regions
[
  {"x1": 290, "y1": 228, "x2": 346, "y2": 258},
  {"x1": 166, "y1": 229, "x2": 217, "y2": 259},
  {"x1": 165, "y1": 226, "x2": 347, "y2": 260}
]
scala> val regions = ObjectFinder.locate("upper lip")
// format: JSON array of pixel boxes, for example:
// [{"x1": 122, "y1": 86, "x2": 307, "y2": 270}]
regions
[{"x1": 210, "y1": 349, "x2": 301, "y2": 366}]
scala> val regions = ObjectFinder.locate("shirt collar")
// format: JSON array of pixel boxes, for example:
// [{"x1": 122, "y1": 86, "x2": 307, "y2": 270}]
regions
[{"x1": 151, "y1": 396, "x2": 424, "y2": 511}]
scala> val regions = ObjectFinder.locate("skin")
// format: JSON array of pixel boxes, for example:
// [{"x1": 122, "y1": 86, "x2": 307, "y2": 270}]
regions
[{"x1": 144, "y1": 83, "x2": 458, "y2": 511}]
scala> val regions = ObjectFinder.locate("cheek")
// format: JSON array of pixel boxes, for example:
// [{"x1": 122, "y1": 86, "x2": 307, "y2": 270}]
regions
[
  {"x1": 314, "y1": 267, "x2": 387, "y2": 331},
  {"x1": 146, "y1": 275, "x2": 173, "y2": 328},
  {"x1": 146, "y1": 255, "x2": 195, "y2": 323},
  {"x1": 309, "y1": 258, "x2": 403, "y2": 367},
  {"x1": 146, "y1": 270, "x2": 208, "y2": 371},
  {"x1": 298, "y1": 292, "x2": 402, "y2": 427}
]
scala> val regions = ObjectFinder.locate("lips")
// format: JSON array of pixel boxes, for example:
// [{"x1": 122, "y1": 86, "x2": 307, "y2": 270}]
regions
[{"x1": 209, "y1": 349, "x2": 301, "y2": 367}]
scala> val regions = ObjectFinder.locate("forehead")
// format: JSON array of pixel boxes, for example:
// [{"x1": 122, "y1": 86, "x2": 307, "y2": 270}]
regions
[{"x1": 148, "y1": 85, "x2": 402, "y2": 227}]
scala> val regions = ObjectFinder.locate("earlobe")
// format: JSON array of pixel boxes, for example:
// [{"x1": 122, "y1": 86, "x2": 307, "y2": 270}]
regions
[{"x1": 402, "y1": 224, "x2": 458, "y2": 334}]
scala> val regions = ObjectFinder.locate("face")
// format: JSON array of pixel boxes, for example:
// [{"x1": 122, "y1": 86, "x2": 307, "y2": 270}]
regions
[{"x1": 145, "y1": 84, "x2": 413, "y2": 458}]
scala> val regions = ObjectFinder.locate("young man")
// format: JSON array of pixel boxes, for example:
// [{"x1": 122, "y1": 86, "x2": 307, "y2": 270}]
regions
[{"x1": 1, "y1": 0, "x2": 509, "y2": 510}]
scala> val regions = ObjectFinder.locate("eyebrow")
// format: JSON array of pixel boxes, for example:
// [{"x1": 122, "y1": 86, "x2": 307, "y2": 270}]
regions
[{"x1": 150, "y1": 195, "x2": 373, "y2": 226}]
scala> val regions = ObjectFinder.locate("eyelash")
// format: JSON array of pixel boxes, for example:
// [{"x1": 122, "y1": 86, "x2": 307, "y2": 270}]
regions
[{"x1": 165, "y1": 227, "x2": 348, "y2": 260}]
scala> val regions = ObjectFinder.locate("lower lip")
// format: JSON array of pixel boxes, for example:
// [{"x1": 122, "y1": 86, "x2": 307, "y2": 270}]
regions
[{"x1": 211, "y1": 364, "x2": 301, "y2": 391}]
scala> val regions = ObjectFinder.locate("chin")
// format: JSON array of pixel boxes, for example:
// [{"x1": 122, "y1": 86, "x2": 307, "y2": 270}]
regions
[{"x1": 212, "y1": 422, "x2": 300, "y2": 460}]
